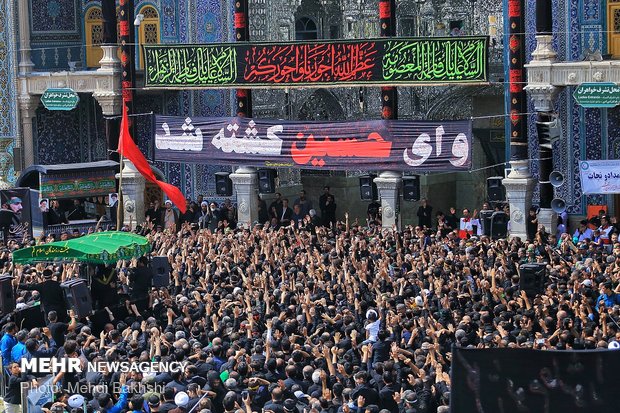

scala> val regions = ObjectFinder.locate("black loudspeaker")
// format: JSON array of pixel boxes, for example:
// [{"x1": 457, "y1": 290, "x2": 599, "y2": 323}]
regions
[
  {"x1": 0, "y1": 275, "x2": 14, "y2": 315},
  {"x1": 359, "y1": 174, "x2": 377, "y2": 201},
  {"x1": 519, "y1": 263, "x2": 546, "y2": 297},
  {"x1": 258, "y1": 169, "x2": 277, "y2": 194},
  {"x1": 490, "y1": 211, "x2": 509, "y2": 239},
  {"x1": 61, "y1": 279, "x2": 93, "y2": 318},
  {"x1": 479, "y1": 210, "x2": 494, "y2": 236},
  {"x1": 403, "y1": 176, "x2": 420, "y2": 201},
  {"x1": 487, "y1": 177, "x2": 506, "y2": 202},
  {"x1": 12, "y1": 147, "x2": 22, "y2": 171},
  {"x1": 14, "y1": 305, "x2": 45, "y2": 329},
  {"x1": 151, "y1": 256, "x2": 171, "y2": 288},
  {"x1": 215, "y1": 172, "x2": 233, "y2": 196}
]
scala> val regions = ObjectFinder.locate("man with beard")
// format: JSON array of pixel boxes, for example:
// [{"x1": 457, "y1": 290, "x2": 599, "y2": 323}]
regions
[{"x1": 204, "y1": 371, "x2": 227, "y2": 413}]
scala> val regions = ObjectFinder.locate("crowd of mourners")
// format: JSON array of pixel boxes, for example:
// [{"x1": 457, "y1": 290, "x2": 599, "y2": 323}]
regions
[{"x1": 1, "y1": 188, "x2": 620, "y2": 413}]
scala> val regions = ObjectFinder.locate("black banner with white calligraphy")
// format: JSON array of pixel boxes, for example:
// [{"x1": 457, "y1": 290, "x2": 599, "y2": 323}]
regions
[
  {"x1": 451, "y1": 347, "x2": 620, "y2": 413},
  {"x1": 144, "y1": 37, "x2": 488, "y2": 88},
  {"x1": 154, "y1": 116, "x2": 472, "y2": 172}
]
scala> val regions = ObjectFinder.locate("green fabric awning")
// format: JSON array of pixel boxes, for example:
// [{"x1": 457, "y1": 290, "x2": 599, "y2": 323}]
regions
[{"x1": 12, "y1": 231, "x2": 151, "y2": 264}]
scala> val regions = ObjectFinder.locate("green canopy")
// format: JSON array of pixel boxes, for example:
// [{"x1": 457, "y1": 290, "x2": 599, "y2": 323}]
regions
[{"x1": 12, "y1": 231, "x2": 151, "y2": 264}]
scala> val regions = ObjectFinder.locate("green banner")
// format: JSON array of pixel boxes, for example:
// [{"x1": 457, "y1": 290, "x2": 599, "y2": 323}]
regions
[
  {"x1": 144, "y1": 37, "x2": 488, "y2": 88},
  {"x1": 40, "y1": 170, "x2": 116, "y2": 199}
]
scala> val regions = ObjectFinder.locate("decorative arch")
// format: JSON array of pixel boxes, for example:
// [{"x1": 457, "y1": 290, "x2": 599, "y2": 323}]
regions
[
  {"x1": 295, "y1": 17, "x2": 318, "y2": 40},
  {"x1": 85, "y1": 6, "x2": 103, "y2": 67},
  {"x1": 138, "y1": 5, "x2": 160, "y2": 68},
  {"x1": 297, "y1": 89, "x2": 345, "y2": 121}
]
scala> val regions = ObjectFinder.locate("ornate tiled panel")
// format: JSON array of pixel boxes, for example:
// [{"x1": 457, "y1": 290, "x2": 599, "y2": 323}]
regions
[
  {"x1": 31, "y1": 0, "x2": 79, "y2": 33},
  {"x1": 0, "y1": 0, "x2": 18, "y2": 184}
]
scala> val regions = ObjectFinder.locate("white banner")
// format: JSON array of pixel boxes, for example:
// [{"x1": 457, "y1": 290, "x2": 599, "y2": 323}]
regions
[{"x1": 579, "y1": 160, "x2": 620, "y2": 194}]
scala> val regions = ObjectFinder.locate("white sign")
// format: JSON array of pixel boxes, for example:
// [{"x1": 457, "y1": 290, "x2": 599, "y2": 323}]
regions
[{"x1": 579, "y1": 160, "x2": 620, "y2": 194}]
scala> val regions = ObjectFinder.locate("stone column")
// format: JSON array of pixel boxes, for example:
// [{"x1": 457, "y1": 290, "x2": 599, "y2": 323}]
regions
[
  {"x1": 17, "y1": 95, "x2": 39, "y2": 169},
  {"x1": 503, "y1": 161, "x2": 535, "y2": 240},
  {"x1": 116, "y1": 160, "x2": 146, "y2": 227},
  {"x1": 374, "y1": 171, "x2": 402, "y2": 229},
  {"x1": 17, "y1": 0, "x2": 34, "y2": 74},
  {"x1": 230, "y1": 167, "x2": 259, "y2": 227}
]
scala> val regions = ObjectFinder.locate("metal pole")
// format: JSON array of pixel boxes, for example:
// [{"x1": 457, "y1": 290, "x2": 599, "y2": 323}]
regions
[{"x1": 117, "y1": 155, "x2": 124, "y2": 230}]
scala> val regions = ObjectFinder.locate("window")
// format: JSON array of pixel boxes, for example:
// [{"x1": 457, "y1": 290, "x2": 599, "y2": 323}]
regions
[
  {"x1": 85, "y1": 7, "x2": 104, "y2": 67},
  {"x1": 138, "y1": 6, "x2": 160, "y2": 69},
  {"x1": 295, "y1": 17, "x2": 318, "y2": 40}
]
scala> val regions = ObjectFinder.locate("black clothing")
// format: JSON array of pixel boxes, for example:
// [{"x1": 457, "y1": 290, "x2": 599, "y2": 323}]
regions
[
  {"x1": 269, "y1": 200, "x2": 283, "y2": 220},
  {"x1": 67, "y1": 205, "x2": 86, "y2": 220},
  {"x1": 417, "y1": 205, "x2": 433, "y2": 228},
  {"x1": 258, "y1": 199, "x2": 269, "y2": 224},
  {"x1": 48, "y1": 321, "x2": 68, "y2": 347},
  {"x1": 526, "y1": 214, "x2": 538, "y2": 241},
  {"x1": 445, "y1": 213, "x2": 458, "y2": 230},
  {"x1": 19, "y1": 280, "x2": 66, "y2": 315},
  {"x1": 323, "y1": 201, "x2": 337, "y2": 226},
  {"x1": 146, "y1": 207, "x2": 163, "y2": 227},
  {"x1": 367, "y1": 202, "x2": 381, "y2": 221},
  {"x1": 47, "y1": 207, "x2": 68, "y2": 225},
  {"x1": 379, "y1": 383, "x2": 400, "y2": 413},
  {"x1": 129, "y1": 266, "x2": 153, "y2": 300},
  {"x1": 319, "y1": 193, "x2": 331, "y2": 217},
  {"x1": 6, "y1": 373, "x2": 33, "y2": 404},
  {"x1": 351, "y1": 384, "x2": 380, "y2": 406}
]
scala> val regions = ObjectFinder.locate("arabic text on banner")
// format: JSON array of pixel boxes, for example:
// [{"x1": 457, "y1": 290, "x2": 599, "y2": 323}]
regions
[
  {"x1": 153, "y1": 116, "x2": 472, "y2": 172},
  {"x1": 144, "y1": 37, "x2": 488, "y2": 88},
  {"x1": 579, "y1": 160, "x2": 620, "y2": 194}
]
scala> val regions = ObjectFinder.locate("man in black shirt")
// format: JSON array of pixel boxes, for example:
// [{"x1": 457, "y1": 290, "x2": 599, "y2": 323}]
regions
[
  {"x1": 5, "y1": 362, "x2": 37, "y2": 413},
  {"x1": 19, "y1": 269, "x2": 67, "y2": 319},
  {"x1": 47, "y1": 309, "x2": 77, "y2": 348}
]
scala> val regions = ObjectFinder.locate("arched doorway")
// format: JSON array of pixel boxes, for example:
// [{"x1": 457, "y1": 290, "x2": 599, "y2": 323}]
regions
[{"x1": 297, "y1": 89, "x2": 345, "y2": 121}]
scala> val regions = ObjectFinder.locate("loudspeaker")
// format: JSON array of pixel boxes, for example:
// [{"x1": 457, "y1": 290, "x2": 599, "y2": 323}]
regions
[
  {"x1": 258, "y1": 169, "x2": 277, "y2": 194},
  {"x1": 549, "y1": 171, "x2": 564, "y2": 187},
  {"x1": 551, "y1": 198, "x2": 567, "y2": 214},
  {"x1": 519, "y1": 263, "x2": 546, "y2": 297},
  {"x1": 151, "y1": 256, "x2": 171, "y2": 288},
  {"x1": 61, "y1": 279, "x2": 93, "y2": 318},
  {"x1": 359, "y1": 174, "x2": 377, "y2": 201},
  {"x1": 403, "y1": 176, "x2": 420, "y2": 201},
  {"x1": 479, "y1": 210, "x2": 494, "y2": 236},
  {"x1": 215, "y1": 172, "x2": 233, "y2": 196},
  {"x1": 490, "y1": 211, "x2": 509, "y2": 239},
  {"x1": 0, "y1": 275, "x2": 14, "y2": 315},
  {"x1": 14, "y1": 305, "x2": 45, "y2": 329},
  {"x1": 12, "y1": 147, "x2": 22, "y2": 172},
  {"x1": 487, "y1": 177, "x2": 506, "y2": 202}
]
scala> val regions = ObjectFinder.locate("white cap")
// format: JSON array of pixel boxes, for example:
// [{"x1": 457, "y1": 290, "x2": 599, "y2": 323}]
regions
[
  {"x1": 165, "y1": 200, "x2": 172, "y2": 205},
  {"x1": 68, "y1": 394, "x2": 85, "y2": 409},
  {"x1": 175, "y1": 391, "x2": 189, "y2": 407},
  {"x1": 608, "y1": 340, "x2": 620, "y2": 350},
  {"x1": 201, "y1": 201, "x2": 209, "y2": 207},
  {"x1": 415, "y1": 296, "x2": 424, "y2": 306}
]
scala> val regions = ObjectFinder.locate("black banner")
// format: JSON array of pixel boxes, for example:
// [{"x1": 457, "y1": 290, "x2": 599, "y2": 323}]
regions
[
  {"x1": 0, "y1": 188, "x2": 43, "y2": 242},
  {"x1": 144, "y1": 37, "x2": 489, "y2": 88},
  {"x1": 154, "y1": 116, "x2": 472, "y2": 172},
  {"x1": 451, "y1": 347, "x2": 620, "y2": 412}
]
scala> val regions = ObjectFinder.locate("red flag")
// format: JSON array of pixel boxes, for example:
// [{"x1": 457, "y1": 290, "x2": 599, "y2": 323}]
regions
[{"x1": 117, "y1": 104, "x2": 187, "y2": 213}]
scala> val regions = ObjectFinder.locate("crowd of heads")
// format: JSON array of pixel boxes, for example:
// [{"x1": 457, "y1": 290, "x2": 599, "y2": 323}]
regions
[{"x1": 1, "y1": 192, "x2": 620, "y2": 413}]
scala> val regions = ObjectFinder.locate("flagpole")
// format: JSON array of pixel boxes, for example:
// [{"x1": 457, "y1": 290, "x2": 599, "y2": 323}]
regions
[{"x1": 117, "y1": 154, "x2": 124, "y2": 230}]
